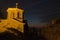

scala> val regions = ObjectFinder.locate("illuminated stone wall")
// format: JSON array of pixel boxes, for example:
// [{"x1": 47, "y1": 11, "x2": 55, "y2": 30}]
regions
[{"x1": 0, "y1": 5, "x2": 25, "y2": 33}]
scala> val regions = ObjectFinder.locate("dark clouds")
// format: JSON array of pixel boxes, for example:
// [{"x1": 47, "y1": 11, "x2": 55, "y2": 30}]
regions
[{"x1": 38, "y1": 0, "x2": 60, "y2": 23}]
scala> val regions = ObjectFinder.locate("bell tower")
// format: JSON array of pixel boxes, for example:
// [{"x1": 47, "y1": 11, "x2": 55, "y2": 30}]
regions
[
  {"x1": 6, "y1": 3, "x2": 24, "y2": 32},
  {"x1": 7, "y1": 3, "x2": 24, "y2": 22}
]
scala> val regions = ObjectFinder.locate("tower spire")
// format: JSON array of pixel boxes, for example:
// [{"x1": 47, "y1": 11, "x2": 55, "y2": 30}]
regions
[{"x1": 16, "y1": 3, "x2": 18, "y2": 8}]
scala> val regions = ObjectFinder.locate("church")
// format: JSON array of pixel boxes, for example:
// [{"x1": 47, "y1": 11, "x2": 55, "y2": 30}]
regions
[{"x1": 0, "y1": 3, "x2": 25, "y2": 33}]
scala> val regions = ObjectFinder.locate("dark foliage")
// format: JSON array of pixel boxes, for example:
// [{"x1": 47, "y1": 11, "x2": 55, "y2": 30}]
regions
[{"x1": 0, "y1": 28, "x2": 23, "y2": 40}]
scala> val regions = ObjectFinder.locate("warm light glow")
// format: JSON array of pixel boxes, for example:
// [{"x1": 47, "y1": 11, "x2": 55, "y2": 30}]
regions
[
  {"x1": 16, "y1": 3, "x2": 18, "y2": 8},
  {"x1": 0, "y1": 5, "x2": 24, "y2": 33}
]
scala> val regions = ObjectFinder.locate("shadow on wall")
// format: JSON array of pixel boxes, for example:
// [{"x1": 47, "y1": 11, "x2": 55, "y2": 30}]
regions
[{"x1": 0, "y1": 28, "x2": 23, "y2": 40}]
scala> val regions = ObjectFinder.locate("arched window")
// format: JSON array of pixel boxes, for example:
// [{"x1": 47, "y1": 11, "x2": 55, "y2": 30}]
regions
[
  {"x1": 17, "y1": 12, "x2": 20, "y2": 19},
  {"x1": 13, "y1": 13, "x2": 14, "y2": 18}
]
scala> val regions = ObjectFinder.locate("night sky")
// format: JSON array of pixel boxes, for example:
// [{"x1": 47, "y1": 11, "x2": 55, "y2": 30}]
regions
[{"x1": 0, "y1": 0, "x2": 60, "y2": 27}]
